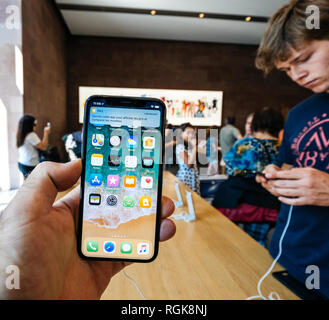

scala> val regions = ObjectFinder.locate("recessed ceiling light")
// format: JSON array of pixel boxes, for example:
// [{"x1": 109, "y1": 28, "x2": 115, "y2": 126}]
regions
[
  {"x1": 245, "y1": 16, "x2": 252, "y2": 22},
  {"x1": 150, "y1": 10, "x2": 157, "y2": 15},
  {"x1": 199, "y1": 13, "x2": 205, "y2": 18}
]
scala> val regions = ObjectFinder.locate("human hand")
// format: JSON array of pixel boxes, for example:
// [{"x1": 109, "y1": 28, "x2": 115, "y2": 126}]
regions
[
  {"x1": 189, "y1": 137, "x2": 197, "y2": 148},
  {"x1": 0, "y1": 160, "x2": 176, "y2": 300},
  {"x1": 255, "y1": 164, "x2": 281, "y2": 197},
  {"x1": 265, "y1": 167, "x2": 329, "y2": 206},
  {"x1": 44, "y1": 124, "x2": 51, "y2": 135}
]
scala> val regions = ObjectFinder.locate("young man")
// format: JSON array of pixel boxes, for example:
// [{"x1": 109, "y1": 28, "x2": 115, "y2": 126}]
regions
[{"x1": 255, "y1": 0, "x2": 329, "y2": 298}]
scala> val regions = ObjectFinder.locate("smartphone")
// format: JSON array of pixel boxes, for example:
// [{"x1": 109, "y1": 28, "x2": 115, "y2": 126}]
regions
[
  {"x1": 255, "y1": 171, "x2": 266, "y2": 178},
  {"x1": 235, "y1": 168, "x2": 266, "y2": 177},
  {"x1": 77, "y1": 95, "x2": 166, "y2": 262}
]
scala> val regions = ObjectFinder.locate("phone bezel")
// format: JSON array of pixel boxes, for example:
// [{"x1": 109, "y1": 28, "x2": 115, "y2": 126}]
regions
[{"x1": 77, "y1": 95, "x2": 166, "y2": 263}]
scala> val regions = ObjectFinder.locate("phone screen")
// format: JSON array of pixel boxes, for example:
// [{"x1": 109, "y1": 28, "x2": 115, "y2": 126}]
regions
[{"x1": 78, "y1": 96, "x2": 165, "y2": 262}]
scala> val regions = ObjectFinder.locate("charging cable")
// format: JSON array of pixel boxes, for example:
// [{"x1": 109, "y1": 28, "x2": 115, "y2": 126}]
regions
[
  {"x1": 121, "y1": 269, "x2": 148, "y2": 300},
  {"x1": 246, "y1": 205, "x2": 294, "y2": 300}
]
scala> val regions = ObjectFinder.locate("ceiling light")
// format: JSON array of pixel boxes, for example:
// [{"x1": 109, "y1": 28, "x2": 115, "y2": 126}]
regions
[
  {"x1": 199, "y1": 13, "x2": 205, "y2": 18},
  {"x1": 245, "y1": 16, "x2": 252, "y2": 22},
  {"x1": 150, "y1": 10, "x2": 156, "y2": 15}
]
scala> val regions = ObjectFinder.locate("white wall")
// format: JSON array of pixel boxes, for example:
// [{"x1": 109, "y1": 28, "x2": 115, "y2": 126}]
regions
[{"x1": 0, "y1": 0, "x2": 23, "y2": 190}]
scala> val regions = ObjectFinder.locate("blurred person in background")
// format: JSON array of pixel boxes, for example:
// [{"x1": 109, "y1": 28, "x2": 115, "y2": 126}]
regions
[
  {"x1": 219, "y1": 116, "x2": 242, "y2": 157},
  {"x1": 213, "y1": 107, "x2": 284, "y2": 247},
  {"x1": 62, "y1": 130, "x2": 83, "y2": 161},
  {"x1": 16, "y1": 114, "x2": 51, "y2": 179},
  {"x1": 206, "y1": 126, "x2": 219, "y2": 175},
  {"x1": 164, "y1": 122, "x2": 176, "y2": 170},
  {"x1": 244, "y1": 113, "x2": 254, "y2": 137},
  {"x1": 176, "y1": 123, "x2": 200, "y2": 194}
]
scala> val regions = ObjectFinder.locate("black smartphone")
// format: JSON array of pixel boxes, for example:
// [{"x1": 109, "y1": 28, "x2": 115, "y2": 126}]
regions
[
  {"x1": 235, "y1": 168, "x2": 266, "y2": 177},
  {"x1": 255, "y1": 171, "x2": 266, "y2": 178},
  {"x1": 77, "y1": 95, "x2": 166, "y2": 262}
]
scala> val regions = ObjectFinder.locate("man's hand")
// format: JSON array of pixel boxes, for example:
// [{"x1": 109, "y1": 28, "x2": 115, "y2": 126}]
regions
[
  {"x1": 264, "y1": 167, "x2": 329, "y2": 206},
  {"x1": 0, "y1": 160, "x2": 176, "y2": 300}
]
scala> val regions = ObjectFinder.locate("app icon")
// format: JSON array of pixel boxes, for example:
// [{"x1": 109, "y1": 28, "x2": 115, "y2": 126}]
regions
[
  {"x1": 141, "y1": 176, "x2": 153, "y2": 189},
  {"x1": 127, "y1": 136, "x2": 138, "y2": 148},
  {"x1": 90, "y1": 174, "x2": 102, "y2": 186},
  {"x1": 91, "y1": 154, "x2": 103, "y2": 166},
  {"x1": 92, "y1": 134, "x2": 104, "y2": 147},
  {"x1": 110, "y1": 135, "x2": 121, "y2": 147},
  {"x1": 123, "y1": 195, "x2": 135, "y2": 208},
  {"x1": 108, "y1": 154, "x2": 121, "y2": 167},
  {"x1": 137, "y1": 243, "x2": 150, "y2": 255},
  {"x1": 121, "y1": 242, "x2": 132, "y2": 254},
  {"x1": 87, "y1": 240, "x2": 98, "y2": 252},
  {"x1": 107, "y1": 175, "x2": 120, "y2": 187},
  {"x1": 106, "y1": 195, "x2": 118, "y2": 207},
  {"x1": 143, "y1": 137, "x2": 155, "y2": 149},
  {"x1": 89, "y1": 194, "x2": 101, "y2": 205},
  {"x1": 142, "y1": 157, "x2": 154, "y2": 169},
  {"x1": 140, "y1": 196, "x2": 152, "y2": 208},
  {"x1": 91, "y1": 108, "x2": 97, "y2": 114},
  {"x1": 125, "y1": 156, "x2": 137, "y2": 168},
  {"x1": 104, "y1": 241, "x2": 116, "y2": 253},
  {"x1": 124, "y1": 176, "x2": 136, "y2": 188}
]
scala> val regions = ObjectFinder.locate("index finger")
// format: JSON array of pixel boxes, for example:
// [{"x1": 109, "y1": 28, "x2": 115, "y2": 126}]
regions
[
  {"x1": 271, "y1": 168, "x2": 303, "y2": 180},
  {"x1": 161, "y1": 196, "x2": 175, "y2": 219}
]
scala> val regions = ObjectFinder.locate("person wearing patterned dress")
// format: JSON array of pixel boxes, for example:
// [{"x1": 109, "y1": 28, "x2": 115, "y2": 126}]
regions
[{"x1": 176, "y1": 123, "x2": 201, "y2": 195}]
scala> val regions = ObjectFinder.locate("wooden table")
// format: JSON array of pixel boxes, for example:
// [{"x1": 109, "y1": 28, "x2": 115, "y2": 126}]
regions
[{"x1": 100, "y1": 171, "x2": 298, "y2": 300}]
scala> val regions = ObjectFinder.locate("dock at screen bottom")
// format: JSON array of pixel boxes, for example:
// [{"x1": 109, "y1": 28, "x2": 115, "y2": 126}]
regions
[{"x1": 83, "y1": 238, "x2": 153, "y2": 259}]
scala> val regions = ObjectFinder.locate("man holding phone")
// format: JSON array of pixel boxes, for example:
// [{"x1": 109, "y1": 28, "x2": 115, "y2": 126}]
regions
[
  {"x1": 0, "y1": 160, "x2": 176, "y2": 299},
  {"x1": 255, "y1": 0, "x2": 329, "y2": 298}
]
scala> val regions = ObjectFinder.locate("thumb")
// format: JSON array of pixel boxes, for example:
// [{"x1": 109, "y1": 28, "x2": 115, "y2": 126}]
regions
[
  {"x1": 263, "y1": 164, "x2": 281, "y2": 174},
  {"x1": 264, "y1": 164, "x2": 280, "y2": 173},
  {"x1": 3, "y1": 160, "x2": 82, "y2": 223},
  {"x1": 264, "y1": 164, "x2": 280, "y2": 178}
]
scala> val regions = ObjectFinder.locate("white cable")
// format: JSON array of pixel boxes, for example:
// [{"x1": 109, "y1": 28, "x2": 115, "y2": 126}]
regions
[
  {"x1": 121, "y1": 269, "x2": 148, "y2": 300},
  {"x1": 247, "y1": 205, "x2": 294, "y2": 300},
  {"x1": 121, "y1": 206, "x2": 293, "y2": 301}
]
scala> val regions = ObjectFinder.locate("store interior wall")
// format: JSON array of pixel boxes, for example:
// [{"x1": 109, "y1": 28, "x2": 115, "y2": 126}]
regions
[
  {"x1": 22, "y1": 0, "x2": 69, "y2": 160},
  {"x1": 67, "y1": 36, "x2": 311, "y2": 134}
]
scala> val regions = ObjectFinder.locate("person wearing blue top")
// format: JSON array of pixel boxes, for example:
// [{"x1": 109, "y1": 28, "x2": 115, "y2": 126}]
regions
[
  {"x1": 214, "y1": 107, "x2": 284, "y2": 247},
  {"x1": 255, "y1": 0, "x2": 329, "y2": 298}
]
